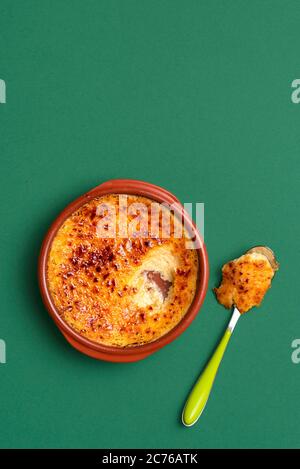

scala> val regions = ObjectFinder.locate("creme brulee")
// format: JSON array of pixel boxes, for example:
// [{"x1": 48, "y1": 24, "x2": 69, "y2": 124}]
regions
[{"x1": 47, "y1": 194, "x2": 198, "y2": 347}]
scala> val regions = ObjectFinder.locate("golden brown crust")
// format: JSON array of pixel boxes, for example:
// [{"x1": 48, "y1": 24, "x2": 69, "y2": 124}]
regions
[
  {"x1": 214, "y1": 252, "x2": 276, "y2": 313},
  {"x1": 47, "y1": 194, "x2": 198, "y2": 347},
  {"x1": 246, "y1": 246, "x2": 279, "y2": 271}
]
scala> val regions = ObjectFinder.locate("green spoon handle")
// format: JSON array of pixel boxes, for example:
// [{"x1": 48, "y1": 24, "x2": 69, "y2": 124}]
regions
[{"x1": 182, "y1": 307, "x2": 240, "y2": 427}]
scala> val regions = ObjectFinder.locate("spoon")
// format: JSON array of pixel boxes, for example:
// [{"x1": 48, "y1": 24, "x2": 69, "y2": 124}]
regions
[
  {"x1": 182, "y1": 246, "x2": 279, "y2": 427},
  {"x1": 182, "y1": 306, "x2": 240, "y2": 427}
]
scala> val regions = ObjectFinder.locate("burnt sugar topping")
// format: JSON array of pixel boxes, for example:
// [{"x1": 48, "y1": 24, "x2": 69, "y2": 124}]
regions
[{"x1": 47, "y1": 194, "x2": 198, "y2": 347}]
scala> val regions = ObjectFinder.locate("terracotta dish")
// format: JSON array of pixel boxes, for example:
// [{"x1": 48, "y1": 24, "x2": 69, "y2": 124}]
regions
[{"x1": 38, "y1": 179, "x2": 209, "y2": 362}]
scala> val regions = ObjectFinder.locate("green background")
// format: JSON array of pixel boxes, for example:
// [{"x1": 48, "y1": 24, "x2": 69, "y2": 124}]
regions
[{"x1": 0, "y1": 0, "x2": 299, "y2": 449}]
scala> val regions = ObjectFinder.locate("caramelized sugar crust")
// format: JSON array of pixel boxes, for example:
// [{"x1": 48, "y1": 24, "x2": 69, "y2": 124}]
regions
[
  {"x1": 47, "y1": 195, "x2": 198, "y2": 347},
  {"x1": 214, "y1": 253, "x2": 274, "y2": 313}
]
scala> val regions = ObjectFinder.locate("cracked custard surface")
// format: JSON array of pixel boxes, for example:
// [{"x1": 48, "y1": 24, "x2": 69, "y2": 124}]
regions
[{"x1": 47, "y1": 194, "x2": 198, "y2": 347}]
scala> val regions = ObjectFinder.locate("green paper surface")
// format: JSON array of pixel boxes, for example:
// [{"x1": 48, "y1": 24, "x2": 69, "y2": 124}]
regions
[{"x1": 0, "y1": 0, "x2": 299, "y2": 448}]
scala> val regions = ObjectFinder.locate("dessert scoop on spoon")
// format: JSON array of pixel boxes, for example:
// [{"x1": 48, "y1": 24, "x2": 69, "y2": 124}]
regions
[{"x1": 182, "y1": 246, "x2": 279, "y2": 427}]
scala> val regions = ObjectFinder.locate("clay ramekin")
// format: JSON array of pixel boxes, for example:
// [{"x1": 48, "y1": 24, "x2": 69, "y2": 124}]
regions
[{"x1": 38, "y1": 179, "x2": 209, "y2": 362}]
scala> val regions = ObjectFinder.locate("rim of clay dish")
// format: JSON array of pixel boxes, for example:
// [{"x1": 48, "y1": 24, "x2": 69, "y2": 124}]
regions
[{"x1": 38, "y1": 179, "x2": 209, "y2": 357}]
